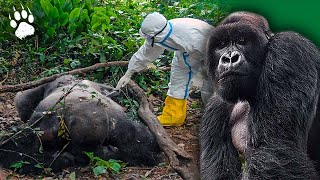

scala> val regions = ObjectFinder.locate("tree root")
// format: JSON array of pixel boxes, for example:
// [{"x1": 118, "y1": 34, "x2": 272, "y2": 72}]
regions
[{"x1": 128, "y1": 81, "x2": 199, "y2": 180}]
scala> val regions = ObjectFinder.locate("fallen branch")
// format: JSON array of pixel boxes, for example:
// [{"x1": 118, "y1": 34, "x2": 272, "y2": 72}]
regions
[
  {"x1": 128, "y1": 80, "x2": 199, "y2": 180},
  {"x1": 0, "y1": 61, "x2": 129, "y2": 93},
  {"x1": 0, "y1": 61, "x2": 171, "y2": 93}
]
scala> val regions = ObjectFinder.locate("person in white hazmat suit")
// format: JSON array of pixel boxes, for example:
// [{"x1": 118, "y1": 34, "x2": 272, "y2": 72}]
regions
[{"x1": 116, "y1": 12, "x2": 214, "y2": 126}]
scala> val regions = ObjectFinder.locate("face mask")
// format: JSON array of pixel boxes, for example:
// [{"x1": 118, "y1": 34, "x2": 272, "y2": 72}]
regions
[
  {"x1": 139, "y1": 22, "x2": 168, "y2": 47},
  {"x1": 139, "y1": 29, "x2": 152, "y2": 40}
]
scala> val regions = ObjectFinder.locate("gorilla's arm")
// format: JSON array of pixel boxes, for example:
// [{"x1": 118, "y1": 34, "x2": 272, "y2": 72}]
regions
[
  {"x1": 14, "y1": 75, "x2": 76, "y2": 122},
  {"x1": 200, "y1": 95, "x2": 242, "y2": 180},
  {"x1": 247, "y1": 32, "x2": 320, "y2": 179},
  {"x1": 108, "y1": 118, "x2": 161, "y2": 166},
  {"x1": 14, "y1": 85, "x2": 45, "y2": 122}
]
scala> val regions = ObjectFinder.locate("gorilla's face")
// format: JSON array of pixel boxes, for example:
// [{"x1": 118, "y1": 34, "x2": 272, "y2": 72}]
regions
[{"x1": 206, "y1": 22, "x2": 269, "y2": 102}]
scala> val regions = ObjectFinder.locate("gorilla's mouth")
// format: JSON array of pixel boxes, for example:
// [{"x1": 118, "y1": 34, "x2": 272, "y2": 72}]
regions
[{"x1": 218, "y1": 71, "x2": 248, "y2": 82}]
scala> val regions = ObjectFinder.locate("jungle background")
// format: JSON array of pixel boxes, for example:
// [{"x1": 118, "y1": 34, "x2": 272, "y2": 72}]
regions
[{"x1": 0, "y1": 0, "x2": 319, "y2": 179}]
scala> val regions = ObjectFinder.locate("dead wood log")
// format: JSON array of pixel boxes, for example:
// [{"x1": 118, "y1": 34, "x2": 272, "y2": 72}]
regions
[
  {"x1": 128, "y1": 80, "x2": 200, "y2": 180},
  {"x1": 0, "y1": 61, "x2": 129, "y2": 93}
]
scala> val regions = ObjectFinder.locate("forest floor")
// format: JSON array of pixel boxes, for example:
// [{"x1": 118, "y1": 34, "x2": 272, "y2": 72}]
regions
[{"x1": 0, "y1": 85, "x2": 204, "y2": 179}]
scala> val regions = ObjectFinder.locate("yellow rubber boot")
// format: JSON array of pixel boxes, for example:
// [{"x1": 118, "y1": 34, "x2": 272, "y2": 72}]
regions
[{"x1": 157, "y1": 96, "x2": 187, "y2": 126}]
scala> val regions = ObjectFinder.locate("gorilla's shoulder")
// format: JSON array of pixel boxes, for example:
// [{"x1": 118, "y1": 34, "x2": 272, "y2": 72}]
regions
[
  {"x1": 44, "y1": 75, "x2": 77, "y2": 96},
  {"x1": 269, "y1": 32, "x2": 318, "y2": 52}
]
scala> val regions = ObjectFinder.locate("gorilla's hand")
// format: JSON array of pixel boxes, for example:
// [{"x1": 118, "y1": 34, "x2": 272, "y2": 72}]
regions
[{"x1": 115, "y1": 71, "x2": 133, "y2": 90}]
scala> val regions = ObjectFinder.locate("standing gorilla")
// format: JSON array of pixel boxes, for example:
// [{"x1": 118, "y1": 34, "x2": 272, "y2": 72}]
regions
[
  {"x1": 200, "y1": 12, "x2": 320, "y2": 179},
  {"x1": 0, "y1": 75, "x2": 161, "y2": 173}
]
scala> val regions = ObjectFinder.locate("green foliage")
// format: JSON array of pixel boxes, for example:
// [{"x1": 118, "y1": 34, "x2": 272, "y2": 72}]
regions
[
  {"x1": 84, "y1": 151, "x2": 126, "y2": 176},
  {"x1": 0, "y1": 0, "x2": 227, "y2": 117},
  {"x1": 10, "y1": 161, "x2": 30, "y2": 171},
  {"x1": 32, "y1": 0, "x2": 93, "y2": 39},
  {"x1": 116, "y1": 94, "x2": 140, "y2": 120},
  {"x1": 69, "y1": 171, "x2": 76, "y2": 180},
  {"x1": 190, "y1": 101, "x2": 198, "y2": 109},
  {"x1": 156, "y1": 0, "x2": 228, "y2": 25},
  {"x1": 34, "y1": 163, "x2": 45, "y2": 169},
  {"x1": 134, "y1": 68, "x2": 170, "y2": 98}
]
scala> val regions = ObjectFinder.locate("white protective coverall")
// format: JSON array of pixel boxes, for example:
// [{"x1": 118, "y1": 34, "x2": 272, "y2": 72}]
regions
[{"x1": 116, "y1": 12, "x2": 214, "y2": 126}]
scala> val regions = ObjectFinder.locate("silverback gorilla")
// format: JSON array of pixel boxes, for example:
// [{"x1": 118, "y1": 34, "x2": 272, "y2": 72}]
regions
[
  {"x1": 0, "y1": 75, "x2": 161, "y2": 173},
  {"x1": 200, "y1": 12, "x2": 320, "y2": 179}
]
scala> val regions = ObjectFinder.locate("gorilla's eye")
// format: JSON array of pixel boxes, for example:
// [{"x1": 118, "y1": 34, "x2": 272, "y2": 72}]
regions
[
  {"x1": 217, "y1": 41, "x2": 227, "y2": 49},
  {"x1": 238, "y1": 37, "x2": 246, "y2": 45}
]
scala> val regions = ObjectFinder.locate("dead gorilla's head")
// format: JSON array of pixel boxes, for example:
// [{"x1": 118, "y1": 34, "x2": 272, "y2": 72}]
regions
[{"x1": 0, "y1": 75, "x2": 162, "y2": 173}]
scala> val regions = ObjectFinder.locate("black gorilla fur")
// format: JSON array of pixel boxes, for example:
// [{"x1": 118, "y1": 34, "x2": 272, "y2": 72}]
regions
[
  {"x1": 200, "y1": 12, "x2": 320, "y2": 179},
  {"x1": 0, "y1": 75, "x2": 162, "y2": 173}
]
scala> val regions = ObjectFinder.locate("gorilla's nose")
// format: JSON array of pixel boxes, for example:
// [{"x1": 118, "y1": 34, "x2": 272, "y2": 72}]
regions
[{"x1": 220, "y1": 51, "x2": 242, "y2": 66}]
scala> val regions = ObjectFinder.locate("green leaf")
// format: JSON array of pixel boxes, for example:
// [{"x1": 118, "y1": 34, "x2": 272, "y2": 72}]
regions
[
  {"x1": 62, "y1": 0, "x2": 73, "y2": 12},
  {"x1": 80, "y1": 10, "x2": 90, "y2": 23},
  {"x1": 40, "y1": 0, "x2": 54, "y2": 17},
  {"x1": 10, "y1": 162, "x2": 23, "y2": 169},
  {"x1": 70, "y1": 61, "x2": 77, "y2": 69},
  {"x1": 72, "y1": 0, "x2": 80, "y2": 7},
  {"x1": 10, "y1": 161, "x2": 30, "y2": 169},
  {"x1": 91, "y1": 23, "x2": 100, "y2": 30},
  {"x1": 58, "y1": 101, "x2": 65, "y2": 106},
  {"x1": 95, "y1": 158, "x2": 109, "y2": 167},
  {"x1": 109, "y1": 161, "x2": 121, "y2": 174},
  {"x1": 93, "y1": 7, "x2": 106, "y2": 13},
  {"x1": 69, "y1": 8, "x2": 80, "y2": 24},
  {"x1": 54, "y1": 0, "x2": 65, "y2": 12},
  {"x1": 83, "y1": 0, "x2": 93, "y2": 10},
  {"x1": 158, "y1": 162, "x2": 167, "y2": 167},
  {"x1": 124, "y1": 39, "x2": 135, "y2": 51},
  {"x1": 69, "y1": 172, "x2": 76, "y2": 180},
  {"x1": 106, "y1": 10, "x2": 118, "y2": 18},
  {"x1": 93, "y1": 166, "x2": 107, "y2": 176},
  {"x1": 132, "y1": 100, "x2": 139, "y2": 108},
  {"x1": 60, "y1": 12, "x2": 69, "y2": 26},
  {"x1": 84, "y1": 151, "x2": 94, "y2": 159},
  {"x1": 47, "y1": 27, "x2": 55, "y2": 37},
  {"x1": 101, "y1": 24, "x2": 107, "y2": 32},
  {"x1": 49, "y1": 7, "x2": 60, "y2": 19},
  {"x1": 99, "y1": 52, "x2": 106, "y2": 63},
  {"x1": 64, "y1": 58, "x2": 70, "y2": 65},
  {"x1": 32, "y1": 2, "x2": 46, "y2": 19},
  {"x1": 40, "y1": 53, "x2": 45, "y2": 63},
  {"x1": 34, "y1": 163, "x2": 44, "y2": 169}
]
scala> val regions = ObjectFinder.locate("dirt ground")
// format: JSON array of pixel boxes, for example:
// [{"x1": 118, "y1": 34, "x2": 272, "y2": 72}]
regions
[{"x1": 0, "y1": 89, "x2": 204, "y2": 179}]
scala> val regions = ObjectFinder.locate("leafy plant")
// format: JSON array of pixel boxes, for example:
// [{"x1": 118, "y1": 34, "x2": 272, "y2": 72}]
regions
[
  {"x1": 190, "y1": 101, "x2": 198, "y2": 109},
  {"x1": 34, "y1": 163, "x2": 45, "y2": 169},
  {"x1": 10, "y1": 161, "x2": 30, "y2": 171},
  {"x1": 116, "y1": 94, "x2": 140, "y2": 120},
  {"x1": 0, "y1": 0, "x2": 228, "y2": 120},
  {"x1": 69, "y1": 171, "x2": 76, "y2": 180},
  {"x1": 84, "y1": 152, "x2": 126, "y2": 176}
]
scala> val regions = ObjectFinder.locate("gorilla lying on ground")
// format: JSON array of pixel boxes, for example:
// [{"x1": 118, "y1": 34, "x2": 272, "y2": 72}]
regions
[
  {"x1": 200, "y1": 12, "x2": 320, "y2": 179},
  {"x1": 0, "y1": 75, "x2": 162, "y2": 173}
]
